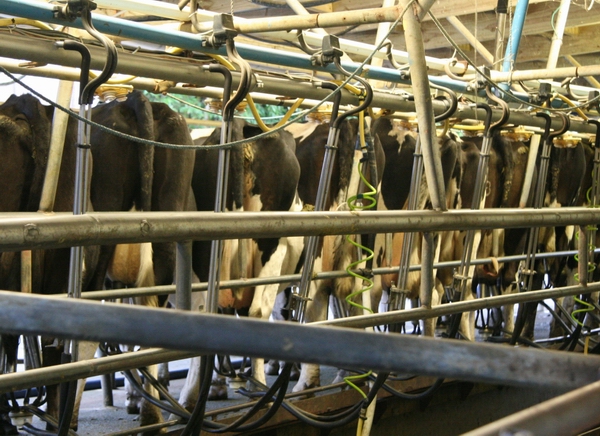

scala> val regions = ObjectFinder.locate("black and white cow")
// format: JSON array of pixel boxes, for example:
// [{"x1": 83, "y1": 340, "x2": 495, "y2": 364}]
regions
[
  {"x1": 172, "y1": 118, "x2": 302, "y2": 410},
  {"x1": 0, "y1": 91, "x2": 196, "y2": 432},
  {"x1": 370, "y1": 117, "x2": 462, "y2": 338},
  {"x1": 0, "y1": 93, "x2": 102, "y2": 434},
  {"x1": 284, "y1": 116, "x2": 385, "y2": 392}
]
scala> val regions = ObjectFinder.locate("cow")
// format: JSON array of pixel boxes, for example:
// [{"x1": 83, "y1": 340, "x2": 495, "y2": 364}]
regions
[
  {"x1": 284, "y1": 116, "x2": 386, "y2": 392},
  {"x1": 498, "y1": 129, "x2": 587, "y2": 343},
  {"x1": 0, "y1": 91, "x2": 197, "y2": 434},
  {"x1": 370, "y1": 117, "x2": 462, "y2": 339},
  {"x1": 171, "y1": 117, "x2": 302, "y2": 413},
  {"x1": 448, "y1": 131, "x2": 518, "y2": 338},
  {"x1": 87, "y1": 91, "x2": 196, "y2": 430},
  {"x1": 0, "y1": 93, "x2": 101, "y2": 435}
]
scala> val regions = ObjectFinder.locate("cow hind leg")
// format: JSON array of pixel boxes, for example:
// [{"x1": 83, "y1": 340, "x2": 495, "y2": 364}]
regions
[{"x1": 138, "y1": 364, "x2": 165, "y2": 434}]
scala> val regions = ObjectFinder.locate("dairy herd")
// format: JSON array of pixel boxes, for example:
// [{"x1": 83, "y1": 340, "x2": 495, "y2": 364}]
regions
[{"x1": 0, "y1": 89, "x2": 597, "y2": 433}]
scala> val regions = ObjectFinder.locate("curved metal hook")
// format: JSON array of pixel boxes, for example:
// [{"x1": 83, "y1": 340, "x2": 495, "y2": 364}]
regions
[
  {"x1": 536, "y1": 112, "x2": 570, "y2": 143},
  {"x1": 80, "y1": 9, "x2": 118, "y2": 105},
  {"x1": 475, "y1": 102, "x2": 493, "y2": 135},
  {"x1": 535, "y1": 112, "x2": 553, "y2": 140},
  {"x1": 223, "y1": 38, "x2": 254, "y2": 122},
  {"x1": 484, "y1": 85, "x2": 510, "y2": 136},
  {"x1": 547, "y1": 112, "x2": 570, "y2": 141},
  {"x1": 430, "y1": 83, "x2": 458, "y2": 123},
  {"x1": 57, "y1": 40, "x2": 91, "y2": 103},
  {"x1": 331, "y1": 58, "x2": 373, "y2": 129},
  {"x1": 588, "y1": 118, "x2": 600, "y2": 149},
  {"x1": 296, "y1": 31, "x2": 320, "y2": 55},
  {"x1": 320, "y1": 82, "x2": 343, "y2": 124}
]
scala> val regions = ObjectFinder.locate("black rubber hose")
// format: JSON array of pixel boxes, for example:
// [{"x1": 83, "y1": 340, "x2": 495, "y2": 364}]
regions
[{"x1": 201, "y1": 363, "x2": 293, "y2": 433}]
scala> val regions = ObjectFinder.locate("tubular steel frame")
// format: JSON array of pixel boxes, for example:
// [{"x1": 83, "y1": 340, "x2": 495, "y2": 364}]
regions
[{"x1": 2, "y1": 2, "x2": 600, "y2": 434}]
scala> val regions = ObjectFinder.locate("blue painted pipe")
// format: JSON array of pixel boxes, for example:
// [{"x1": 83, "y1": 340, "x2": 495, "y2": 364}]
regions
[
  {"x1": 501, "y1": 0, "x2": 530, "y2": 73},
  {"x1": 0, "y1": 0, "x2": 532, "y2": 103}
]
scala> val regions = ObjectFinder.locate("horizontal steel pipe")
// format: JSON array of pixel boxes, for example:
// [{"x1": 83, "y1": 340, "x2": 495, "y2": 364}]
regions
[
  {"x1": 76, "y1": 248, "x2": 592, "y2": 301},
  {"x1": 0, "y1": 349, "x2": 196, "y2": 394},
  {"x1": 233, "y1": 6, "x2": 404, "y2": 33},
  {"x1": 319, "y1": 281, "x2": 600, "y2": 329},
  {"x1": 1, "y1": 208, "x2": 600, "y2": 251},
  {"x1": 0, "y1": 291, "x2": 599, "y2": 390},
  {"x1": 0, "y1": 33, "x2": 596, "y2": 134},
  {"x1": 464, "y1": 380, "x2": 600, "y2": 436},
  {"x1": 2, "y1": 0, "x2": 596, "y2": 108}
]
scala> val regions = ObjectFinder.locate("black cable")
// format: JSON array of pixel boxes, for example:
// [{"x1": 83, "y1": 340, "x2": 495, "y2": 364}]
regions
[{"x1": 201, "y1": 363, "x2": 293, "y2": 433}]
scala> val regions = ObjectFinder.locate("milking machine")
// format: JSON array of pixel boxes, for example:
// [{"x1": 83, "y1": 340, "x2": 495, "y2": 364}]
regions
[
  {"x1": 178, "y1": 15, "x2": 272, "y2": 436},
  {"x1": 385, "y1": 82, "x2": 458, "y2": 335},
  {"x1": 447, "y1": 86, "x2": 510, "y2": 341},
  {"x1": 288, "y1": 35, "x2": 373, "y2": 324},
  {"x1": 508, "y1": 112, "x2": 570, "y2": 346},
  {"x1": 553, "y1": 118, "x2": 600, "y2": 351},
  {"x1": 17, "y1": 2, "x2": 117, "y2": 435}
]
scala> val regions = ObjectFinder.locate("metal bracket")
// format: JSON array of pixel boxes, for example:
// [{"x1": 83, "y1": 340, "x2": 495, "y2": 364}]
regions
[
  {"x1": 205, "y1": 14, "x2": 238, "y2": 48},
  {"x1": 53, "y1": 0, "x2": 97, "y2": 21},
  {"x1": 310, "y1": 35, "x2": 343, "y2": 67}
]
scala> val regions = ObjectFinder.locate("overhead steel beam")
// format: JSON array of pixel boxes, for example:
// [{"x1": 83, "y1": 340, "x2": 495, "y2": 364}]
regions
[
  {"x1": 1, "y1": 208, "x2": 600, "y2": 251},
  {"x1": 0, "y1": 290, "x2": 598, "y2": 391},
  {"x1": 1, "y1": 34, "x2": 598, "y2": 134},
  {"x1": 2, "y1": 0, "x2": 597, "y2": 105}
]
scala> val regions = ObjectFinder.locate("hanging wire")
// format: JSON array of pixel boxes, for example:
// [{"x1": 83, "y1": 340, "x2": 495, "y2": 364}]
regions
[
  {"x1": 427, "y1": 10, "x2": 600, "y2": 112},
  {"x1": 0, "y1": 0, "x2": 416, "y2": 151}
]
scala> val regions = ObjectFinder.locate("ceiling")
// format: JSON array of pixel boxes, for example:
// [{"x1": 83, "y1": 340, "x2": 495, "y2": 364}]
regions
[{"x1": 145, "y1": 0, "x2": 600, "y2": 82}]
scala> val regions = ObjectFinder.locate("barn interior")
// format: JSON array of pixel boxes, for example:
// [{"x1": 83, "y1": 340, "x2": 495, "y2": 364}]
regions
[{"x1": 1, "y1": 0, "x2": 600, "y2": 435}]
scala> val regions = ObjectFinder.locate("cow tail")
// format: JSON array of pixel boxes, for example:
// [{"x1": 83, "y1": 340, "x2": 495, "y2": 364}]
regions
[
  {"x1": 125, "y1": 92, "x2": 155, "y2": 212},
  {"x1": 495, "y1": 134, "x2": 515, "y2": 208}
]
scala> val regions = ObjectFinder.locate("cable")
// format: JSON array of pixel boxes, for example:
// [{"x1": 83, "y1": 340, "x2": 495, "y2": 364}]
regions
[
  {"x1": 427, "y1": 10, "x2": 600, "y2": 113},
  {"x1": 0, "y1": 0, "x2": 419, "y2": 151}
]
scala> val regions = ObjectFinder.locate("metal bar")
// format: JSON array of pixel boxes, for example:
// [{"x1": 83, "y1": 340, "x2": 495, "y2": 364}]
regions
[
  {"x1": 463, "y1": 380, "x2": 600, "y2": 436},
  {"x1": 76, "y1": 248, "x2": 600, "y2": 301},
  {"x1": 501, "y1": 0, "x2": 529, "y2": 73},
  {"x1": 401, "y1": 0, "x2": 445, "y2": 211},
  {"x1": 564, "y1": 54, "x2": 600, "y2": 89},
  {"x1": 233, "y1": 6, "x2": 405, "y2": 33},
  {"x1": 1, "y1": 34, "x2": 597, "y2": 133},
  {"x1": 94, "y1": 0, "x2": 468, "y2": 76},
  {"x1": 175, "y1": 241, "x2": 192, "y2": 310},
  {"x1": 2, "y1": 208, "x2": 600, "y2": 251},
  {"x1": 493, "y1": 0, "x2": 507, "y2": 70},
  {"x1": 320, "y1": 281, "x2": 600, "y2": 329},
  {"x1": 420, "y1": 232, "x2": 434, "y2": 309},
  {"x1": 0, "y1": 291, "x2": 599, "y2": 390},
  {"x1": 546, "y1": 0, "x2": 571, "y2": 70},
  {"x1": 0, "y1": 0, "x2": 586, "y2": 102},
  {"x1": 578, "y1": 225, "x2": 588, "y2": 288},
  {"x1": 0, "y1": 348, "x2": 196, "y2": 394},
  {"x1": 446, "y1": 16, "x2": 494, "y2": 65},
  {"x1": 38, "y1": 80, "x2": 73, "y2": 213}
]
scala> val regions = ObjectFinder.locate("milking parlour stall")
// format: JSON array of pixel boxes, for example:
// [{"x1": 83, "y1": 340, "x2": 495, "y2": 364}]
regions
[{"x1": 1, "y1": 0, "x2": 600, "y2": 435}]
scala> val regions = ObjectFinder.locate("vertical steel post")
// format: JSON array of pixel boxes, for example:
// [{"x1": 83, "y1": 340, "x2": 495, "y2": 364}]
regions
[
  {"x1": 401, "y1": 0, "x2": 445, "y2": 211},
  {"x1": 175, "y1": 241, "x2": 193, "y2": 311}
]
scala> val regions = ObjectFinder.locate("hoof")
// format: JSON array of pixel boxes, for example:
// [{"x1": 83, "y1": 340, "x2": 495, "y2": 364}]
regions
[
  {"x1": 292, "y1": 381, "x2": 319, "y2": 395},
  {"x1": 127, "y1": 399, "x2": 141, "y2": 415},
  {"x1": 265, "y1": 359, "x2": 280, "y2": 376},
  {"x1": 289, "y1": 363, "x2": 301, "y2": 381},
  {"x1": 208, "y1": 384, "x2": 228, "y2": 401}
]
